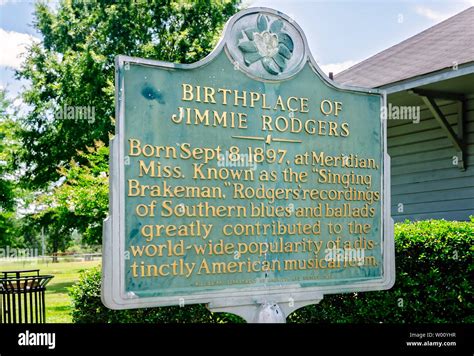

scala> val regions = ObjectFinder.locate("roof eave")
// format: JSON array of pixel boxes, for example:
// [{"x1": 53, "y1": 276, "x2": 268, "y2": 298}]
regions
[{"x1": 379, "y1": 62, "x2": 474, "y2": 94}]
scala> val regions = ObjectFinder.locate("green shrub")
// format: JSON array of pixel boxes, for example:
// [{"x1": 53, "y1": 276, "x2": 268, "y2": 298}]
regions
[
  {"x1": 70, "y1": 219, "x2": 473, "y2": 323},
  {"x1": 289, "y1": 219, "x2": 474, "y2": 323},
  {"x1": 69, "y1": 267, "x2": 244, "y2": 323}
]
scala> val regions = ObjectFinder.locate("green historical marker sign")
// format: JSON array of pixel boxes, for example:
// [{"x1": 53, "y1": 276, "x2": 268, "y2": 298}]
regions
[{"x1": 102, "y1": 7, "x2": 395, "y2": 322}]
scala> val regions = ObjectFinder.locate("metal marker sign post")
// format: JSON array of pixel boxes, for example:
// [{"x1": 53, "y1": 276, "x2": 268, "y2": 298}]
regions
[{"x1": 102, "y1": 7, "x2": 395, "y2": 323}]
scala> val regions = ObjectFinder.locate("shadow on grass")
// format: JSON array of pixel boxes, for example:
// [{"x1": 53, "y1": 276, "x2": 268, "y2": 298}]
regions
[
  {"x1": 46, "y1": 281, "x2": 74, "y2": 294},
  {"x1": 48, "y1": 305, "x2": 71, "y2": 313}
]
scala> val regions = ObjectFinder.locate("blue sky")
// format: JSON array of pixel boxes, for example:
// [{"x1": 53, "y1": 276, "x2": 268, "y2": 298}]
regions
[
  {"x1": 1, "y1": 0, "x2": 473, "y2": 101},
  {"x1": 250, "y1": 0, "x2": 474, "y2": 70}
]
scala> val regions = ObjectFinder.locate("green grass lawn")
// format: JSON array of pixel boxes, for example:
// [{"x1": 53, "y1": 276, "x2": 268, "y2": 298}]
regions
[{"x1": 0, "y1": 259, "x2": 101, "y2": 323}]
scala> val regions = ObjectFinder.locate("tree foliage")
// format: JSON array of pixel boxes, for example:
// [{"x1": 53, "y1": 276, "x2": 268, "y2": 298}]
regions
[
  {"x1": 18, "y1": 0, "x2": 240, "y2": 188},
  {"x1": 0, "y1": 90, "x2": 17, "y2": 211},
  {"x1": 0, "y1": 89, "x2": 23, "y2": 247},
  {"x1": 34, "y1": 140, "x2": 109, "y2": 248},
  {"x1": 13, "y1": 0, "x2": 240, "y2": 249}
]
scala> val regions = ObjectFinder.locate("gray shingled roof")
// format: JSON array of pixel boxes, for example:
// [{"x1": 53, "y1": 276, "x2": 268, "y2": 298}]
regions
[{"x1": 335, "y1": 7, "x2": 474, "y2": 88}]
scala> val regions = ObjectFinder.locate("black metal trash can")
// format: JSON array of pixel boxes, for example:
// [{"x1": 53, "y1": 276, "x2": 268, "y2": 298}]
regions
[{"x1": 0, "y1": 269, "x2": 54, "y2": 323}]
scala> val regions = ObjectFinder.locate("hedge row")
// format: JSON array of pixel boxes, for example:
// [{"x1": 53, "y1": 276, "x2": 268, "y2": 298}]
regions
[{"x1": 69, "y1": 219, "x2": 474, "y2": 323}]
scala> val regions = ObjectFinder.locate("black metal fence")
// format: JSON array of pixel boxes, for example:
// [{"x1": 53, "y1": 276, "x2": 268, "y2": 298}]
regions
[{"x1": 0, "y1": 269, "x2": 54, "y2": 323}]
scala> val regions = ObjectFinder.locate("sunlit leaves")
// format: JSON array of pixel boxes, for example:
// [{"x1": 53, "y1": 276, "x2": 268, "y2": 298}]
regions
[
  {"x1": 35, "y1": 140, "x2": 109, "y2": 246},
  {"x1": 17, "y1": 0, "x2": 240, "y2": 188}
]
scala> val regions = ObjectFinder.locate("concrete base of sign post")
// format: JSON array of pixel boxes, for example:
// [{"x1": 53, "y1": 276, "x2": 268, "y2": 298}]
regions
[{"x1": 208, "y1": 294, "x2": 324, "y2": 323}]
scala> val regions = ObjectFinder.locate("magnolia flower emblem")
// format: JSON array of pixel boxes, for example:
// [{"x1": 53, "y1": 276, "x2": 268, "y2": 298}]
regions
[{"x1": 238, "y1": 14, "x2": 294, "y2": 75}]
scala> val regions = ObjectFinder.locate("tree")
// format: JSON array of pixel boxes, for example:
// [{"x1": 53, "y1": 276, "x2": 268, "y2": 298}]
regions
[
  {"x1": 17, "y1": 0, "x2": 241, "y2": 188},
  {"x1": 35, "y1": 140, "x2": 109, "y2": 248},
  {"x1": 0, "y1": 90, "x2": 16, "y2": 210},
  {"x1": 0, "y1": 89, "x2": 23, "y2": 247}
]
